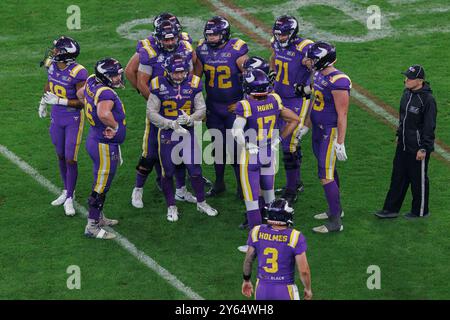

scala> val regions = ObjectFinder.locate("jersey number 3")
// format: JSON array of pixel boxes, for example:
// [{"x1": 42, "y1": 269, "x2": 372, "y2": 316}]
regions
[{"x1": 263, "y1": 247, "x2": 279, "y2": 273}]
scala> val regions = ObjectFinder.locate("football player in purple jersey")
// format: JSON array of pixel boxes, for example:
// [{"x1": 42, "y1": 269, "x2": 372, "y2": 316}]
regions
[
  {"x1": 38, "y1": 36, "x2": 88, "y2": 216},
  {"x1": 232, "y1": 69, "x2": 299, "y2": 252},
  {"x1": 125, "y1": 12, "x2": 192, "y2": 89},
  {"x1": 299, "y1": 41, "x2": 351, "y2": 233},
  {"x1": 242, "y1": 199, "x2": 312, "y2": 300},
  {"x1": 147, "y1": 54, "x2": 218, "y2": 221},
  {"x1": 76, "y1": 58, "x2": 126, "y2": 239},
  {"x1": 194, "y1": 16, "x2": 249, "y2": 198},
  {"x1": 270, "y1": 15, "x2": 314, "y2": 206},
  {"x1": 131, "y1": 19, "x2": 198, "y2": 209}
]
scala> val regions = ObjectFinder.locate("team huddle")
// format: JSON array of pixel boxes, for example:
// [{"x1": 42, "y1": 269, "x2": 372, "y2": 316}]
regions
[{"x1": 38, "y1": 13, "x2": 351, "y2": 300}]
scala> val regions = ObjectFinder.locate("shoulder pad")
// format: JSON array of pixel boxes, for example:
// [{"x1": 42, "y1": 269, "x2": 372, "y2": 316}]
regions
[
  {"x1": 329, "y1": 73, "x2": 352, "y2": 89},
  {"x1": 190, "y1": 75, "x2": 201, "y2": 89},
  {"x1": 198, "y1": 38, "x2": 205, "y2": 46},
  {"x1": 251, "y1": 225, "x2": 261, "y2": 243},
  {"x1": 150, "y1": 76, "x2": 160, "y2": 91},
  {"x1": 141, "y1": 43, "x2": 158, "y2": 59},
  {"x1": 182, "y1": 40, "x2": 193, "y2": 52},
  {"x1": 232, "y1": 38, "x2": 246, "y2": 51},
  {"x1": 296, "y1": 39, "x2": 314, "y2": 52},
  {"x1": 94, "y1": 87, "x2": 115, "y2": 105},
  {"x1": 270, "y1": 93, "x2": 284, "y2": 109},
  {"x1": 240, "y1": 99, "x2": 252, "y2": 118},
  {"x1": 70, "y1": 64, "x2": 87, "y2": 78},
  {"x1": 288, "y1": 229, "x2": 301, "y2": 248}
]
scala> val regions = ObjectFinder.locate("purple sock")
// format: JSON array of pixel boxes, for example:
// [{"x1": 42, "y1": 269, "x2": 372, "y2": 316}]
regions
[
  {"x1": 247, "y1": 209, "x2": 262, "y2": 230},
  {"x1": 214, "y1": 163, "x2": 225, "y2": 185},
  {"x1": 58, "y1": 158, "x2": 67, "y2": 190},
  {"x1": 285, "y1": 168, "x2": 299, "y2": 193},
  {"x1": 175, "y1": 166, "x2": 186, "y2": 189},
  {"x1": 190, "y1": 176, "x2": 205, "y2": 202},
  {"x1": 66, "y1": 162, "x2": 78, "y2": 198},
  {"x1": 135, "y1": 172, "x2": 148, "y2": 188},
  {"x1": 323, "y1": 181, "x2": 342, "y2": 217},
  {"x1": 88, "y1": 207, "x2": 101, "y2": 221},
  {"x1": 161, "y1": 177, "x2": 175, "y2": 207}
]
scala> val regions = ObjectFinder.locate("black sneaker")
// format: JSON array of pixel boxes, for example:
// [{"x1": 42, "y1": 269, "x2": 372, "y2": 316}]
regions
[
  {"x1": 374, "y1": 210, "x2": 399, "y2": 219},
  {"x1": 404, "y1": 212, "x2": 430, "y2": 219},
  {"x1": 206, "y1": 182, "x2": 226, "y2": 197}
]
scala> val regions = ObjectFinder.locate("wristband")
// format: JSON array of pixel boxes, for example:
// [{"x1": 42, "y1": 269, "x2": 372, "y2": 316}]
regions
[{"x1": 243, "y1": 274, "x2": 251, "y2": 281}]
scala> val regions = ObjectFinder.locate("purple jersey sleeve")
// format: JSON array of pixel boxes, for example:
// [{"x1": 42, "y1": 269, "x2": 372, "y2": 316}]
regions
[
  {"x1": 232, "y1": 38, "x2": 249, "y2": 58},
  {"x1": 74, "y1": 67, "x2": 88, "y2": 83},
  {"x1": 293, "y1": 232, "x2": 307, "y2": 256},
  {"x1": 234, "y1": 101, "x2": 245, "y2": 118},
  {"x1": 138, "y1": 45, "x2": 158, "y2": 66},
  {"x1": 246, "y1": 226, "x2": 258, "y2": 248},
  {"x1": 97, "y1": 88, "x2": 116, "y2": 103},
  {"x1": 330, "y1": 74, "x2": 352, "y2": 91}
]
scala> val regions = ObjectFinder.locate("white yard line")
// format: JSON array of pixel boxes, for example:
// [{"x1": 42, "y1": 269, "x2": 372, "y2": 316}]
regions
[
  {"x1": 0, "y1": 144, "x2": 204, "y2": 300},
  {"x1": 206, "y1": 0, "x2": 450, "y2": 162}
]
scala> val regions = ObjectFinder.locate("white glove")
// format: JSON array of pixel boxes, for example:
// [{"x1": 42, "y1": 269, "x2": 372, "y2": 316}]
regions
[
  {"x1": 335, "y1": 142, "x2": 348, "y2": 161},
  {"x1": 271, "y1": 136, "x2": 282, "y2": 152},
  {"x1": 246, "y1": 142, "x2": 259, "y2": 155},
  {"x1": 176, "y1": 110, "x2": 193, "y2": 126},
  {"x1": 295, "y1": 126, "x2": 309, "y2": 142},
  {"x1": 43, "y1": 91, "x2": 68, "y2": 106},
  {"x1": 169, "y1": 120, "x2": 189, "y2": 135},
  {"x1": 38, "y1": 97, "x2": 47, "y2": 118}
]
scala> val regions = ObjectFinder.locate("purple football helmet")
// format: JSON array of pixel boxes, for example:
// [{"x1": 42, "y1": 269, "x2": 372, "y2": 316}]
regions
[
  {"x1": 155, "y1": 20, "x2": 180, "y2": 52},
  {"x1": 153, "y1": 12, "x2": 182, "y2": 32},
  {"x1": 40, "y1": 36, "x2": 80, "y2": 67},
  {"x1": 306, "y1": 41, "x2": 336, "y2": 71},
  {"x1": 243, "y1": 56, "x2": 270, "y2": 75},
  {"x1": 264, "y1": 198, "x2": 294, "y2": 226},
  {"x1": 272, "y1": 15, "x2": 299, "y2": 48},
  {"x1": 95, "y1": 58, "x2": 125, "y2": 89},
  {"x1": 203, "y1": 16, "x2": 231, "y2": 48},
  {"x1": 242, "y1": 68, "x2": 272, "y2": 96},
  {"x1": 163, "y1": 53, "x2": 190, "y2": 85}
]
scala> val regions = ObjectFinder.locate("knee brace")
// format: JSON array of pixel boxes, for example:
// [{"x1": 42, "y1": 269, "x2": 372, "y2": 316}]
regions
[
  {"x1": 283, "y1": 151, "x2": 300, "y2": 170},
  {"x1": 88, "y1": 191, "x2": 106, "y2": 210},
  {"x1": 136, "y1": 156, "x2": 155, "y2": 175}
]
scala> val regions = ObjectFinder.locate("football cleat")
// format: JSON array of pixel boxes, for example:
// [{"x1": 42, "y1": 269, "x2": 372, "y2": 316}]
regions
[
  {"x1": 131, "y1": 187, "x2": 144, "y2": 208},
  {"x1": 197, "y1": 201, "x2": 218, "y2": 216},
  {"x1": 63, "y1": 197, "x2": 76, "y2": 216},
  {"x1": 237, "y1": 245, "x2": 249, "y2": 253},
  {"x1": 312, "y1": 224, "x2": 343, "y2": 234},
  {"x1": 314, "y1": 210, "x2": 345, "y2": 220},
  {"x1": 175, "y1": 186, "x2": 197, "y2": 203},
  {"x1": 99, "y1": 213, "x2": 119, "y2": 227},
  {"x1": 167, "y1": 206, "x2": 179, "y2": 222},
  {"x1": 51, "y1": 190, "x2": 68, "y2": 206},
  {"x1": 206, "y1": 181, "x2": 226, "y2": 197},
  {"x1": 84, "y1": 224, "x2": 116, "y2": 240}
]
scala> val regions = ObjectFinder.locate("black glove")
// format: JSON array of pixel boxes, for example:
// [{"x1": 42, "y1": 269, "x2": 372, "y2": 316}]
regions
[
  {"x1": 294, "y1": 83, "x2": 312, "y2": 99},
  {"x1": 268, "y1": 70, "x2": 276, "y2": 85}
]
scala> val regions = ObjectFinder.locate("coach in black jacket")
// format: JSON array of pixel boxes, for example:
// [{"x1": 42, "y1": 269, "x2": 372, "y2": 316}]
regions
[{"x1": 376, "y1": 64, "x2": 437, "y2": 219}]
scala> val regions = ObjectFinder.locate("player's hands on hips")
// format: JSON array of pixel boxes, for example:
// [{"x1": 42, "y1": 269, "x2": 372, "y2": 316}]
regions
[
  {"x1": 176, "y1": 110, "x2": 193, "y2": 126},
  {"x1": 246, "y1": 142, "x2": 259, "y2": 155},
  {"x1": 103, "y1": 125, "x2": 118, "y2": 139},
  {"x1": 304, "y1": 289, "x2": 313, "y2": 300},
  {"x1": 38, "y1": 97, "x2": 47, "y2": 118},
  {"x1": 335, "y1": 142, "x2": 348, "y2": 161},
  {"x1": 242, "y1": 281, "x2": 253, "y2": 298}
]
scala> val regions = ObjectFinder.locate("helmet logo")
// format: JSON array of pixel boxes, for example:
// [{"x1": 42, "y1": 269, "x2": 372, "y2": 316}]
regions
[
  {"x1": 245, "y1": 73, "x2": 255, "y2": 82},
  {"x1": 66, "y1": 42, "x2": 77, "y2": 53},
  {"x1": 249, "y1": 60, "x2": 262, "y2": 68},
  {"x1": 317, "y1": 48, "x2": 328, "y2": 58},
  {"x1": 97, "y1": 62, "x2": 107, "y2": 73}
]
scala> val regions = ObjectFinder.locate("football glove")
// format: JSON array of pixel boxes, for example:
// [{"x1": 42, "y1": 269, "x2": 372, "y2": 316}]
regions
[
  {"x1": 245, "y1": 142, "x2": 259, "y2": 155},
  {"x1": 293, "y1": 83, "x2": 312, "y2": 99},
  {"x1": 38, "y1": 97, "x2": 47, "y2": 118},
  {"x1": 169, "y1": 120, "x2": 189, "y2": 135},
  {"x1": 268, "y1": 70, "x2": 276, "y2": 85},
  {"x1": 295, "y1": 126, "x2": 309, "y2": 142},
  {"x1": 335, "y1": 143, "x2": 348, "y2": 161},
  {"x1": 43, "y1": 91, "x2": 68, "y2": 106},
  {"x1": 176, "y1": 110, "x2": 193, "y2": 126}
]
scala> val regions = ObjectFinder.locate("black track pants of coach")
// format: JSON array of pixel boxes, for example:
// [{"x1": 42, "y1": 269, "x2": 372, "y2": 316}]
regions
[{"x1": 383, "y1": 145, "x2": 430, "y2": 216}]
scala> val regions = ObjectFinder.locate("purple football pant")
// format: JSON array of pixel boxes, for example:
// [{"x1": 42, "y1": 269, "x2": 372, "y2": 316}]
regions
[
  {"x1": 312, "y1": 126, "x2": 338, "y2": 180},
  {"x1": 205, "y1": 99, "x2": 240, "y2": 185},
  {"x1": 158, "y1": 128, "x2": 204, "y2": 207},
  {"x1": 255, "y1": 280, "x2": 300, "y2": 300},
  {"x1": 86, "y1": 136, "x2": 120, "y2": 196}
]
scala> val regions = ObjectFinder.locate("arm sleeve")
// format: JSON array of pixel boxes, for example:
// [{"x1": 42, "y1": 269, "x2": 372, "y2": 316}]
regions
[
  {"x1": 421, "y1": 95, "x2": 437, "y2": 152},
  {"x1": 191, "y1": 92, "x2": 206, "y2": 122},
  {"x1": 147, "y1": 94, "x2": 172, "y2": 129},
  {"x1": 232, "y1": 116, "x2": 247, "y2": 146}
]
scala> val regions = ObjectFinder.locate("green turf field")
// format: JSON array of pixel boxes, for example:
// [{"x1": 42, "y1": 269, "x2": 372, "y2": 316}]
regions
[{"x1": 1, "y1": 0, "x2": 449, "y2": 300}]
